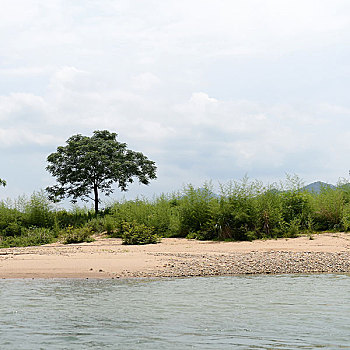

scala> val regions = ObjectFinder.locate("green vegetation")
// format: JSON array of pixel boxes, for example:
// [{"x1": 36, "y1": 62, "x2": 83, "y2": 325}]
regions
[
  {"x1": 0, "y1": 227, "x2": 55, "y2": 248},
  {"x1": 46, "y1": 130, "x2": 157, "y2": 214},
  {"x1": 0, "y1": 178, "x2": 6, "y2": 187},
  {"x1": 121, "y1": 221, "x2": 159, "y2": 245},
  {"x1": 1, "y1": 175, "x2": 350, "y2": 248},
  {"x1": 60, "y1": 226, "x2": 94, "y2": 244}
]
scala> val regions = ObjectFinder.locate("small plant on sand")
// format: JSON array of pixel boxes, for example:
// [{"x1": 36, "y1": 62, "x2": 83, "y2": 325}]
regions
[
  {"x1": 121, "y1": 221, "x2": 159, "y2": 245},
  {"x1": 60, "y1": 225, "x2": 94, "y2": 244}
]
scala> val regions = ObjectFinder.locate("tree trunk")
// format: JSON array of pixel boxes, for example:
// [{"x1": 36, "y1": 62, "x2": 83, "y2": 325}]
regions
[{"x1": 94, "y1": 184, "x2": 99, "y2": 215}]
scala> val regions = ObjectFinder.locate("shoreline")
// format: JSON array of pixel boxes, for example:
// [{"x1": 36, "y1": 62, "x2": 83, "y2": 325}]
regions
[{"x1": 0, "y1": 233, "x2": 350, "y2": 279}]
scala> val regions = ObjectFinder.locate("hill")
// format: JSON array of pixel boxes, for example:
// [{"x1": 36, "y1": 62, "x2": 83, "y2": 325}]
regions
[{"x1": 301, "y1": 181, "x2": 335, "y2": 193}]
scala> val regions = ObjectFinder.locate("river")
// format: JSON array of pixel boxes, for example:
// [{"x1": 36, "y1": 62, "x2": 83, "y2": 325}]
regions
[{"x1": 1, "y1": 274, "x2": 349, "y2": 349}]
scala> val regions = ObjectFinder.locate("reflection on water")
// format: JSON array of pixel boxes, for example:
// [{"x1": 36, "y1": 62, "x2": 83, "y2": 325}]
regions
[{"x1": 0, "y1": 274, "x2": 350, "y2": 349}]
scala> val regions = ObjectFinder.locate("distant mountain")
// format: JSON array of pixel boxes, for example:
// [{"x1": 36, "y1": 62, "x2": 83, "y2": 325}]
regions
[
  {"x1": 301, "y1": 181, "x2": 335, "y2": 193},
  {"x1": 337, "y1": 182, "x2": 350, "y2": 191}
]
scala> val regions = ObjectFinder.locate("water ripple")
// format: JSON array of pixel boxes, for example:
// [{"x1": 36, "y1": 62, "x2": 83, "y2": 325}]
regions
[{"x1": 0, "y1": 274, "x2": 350, "y2": 349}]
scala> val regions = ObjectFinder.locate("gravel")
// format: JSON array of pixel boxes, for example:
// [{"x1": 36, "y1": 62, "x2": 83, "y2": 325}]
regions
[{"x1": 126, "y1": 251, "x2": 350, "y2": 278}]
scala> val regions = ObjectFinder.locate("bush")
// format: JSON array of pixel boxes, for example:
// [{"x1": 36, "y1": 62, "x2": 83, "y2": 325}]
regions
[
  {"x1": 281, "y1": 190, "x2": 310, "y2": 225},
  {"x1": 104, "y1": 216, "x2": 116, "y2": 235},
  {"x1": 121, "y1": 221, "x2": 159, "y2": 245},
  {"x1": 2, "y1": 222, "x2": 24, "y2": 237},
  {"x1": 148, "y1": 194, "x2": 179, "y2": 236},
  {"x1": 111, "y1": 199, "x2": 151, "y2": 229},
  {"x1": 109, "y1": 195, "x2": 177, "y2": 237},
  {"x1": 60, "y1": 226, "x2": 94, "y2": 244},
  {"x1": 341, "y1": 204, "x2": 350, "y2": 231},
  {"x1": 24, "y1": 191, "x2": 54, "y2": 228},
  {"x1": 85, "y1": 217, "x2": 106, "y2": 233},
  {"x1": 3, "y1": 177, "x2": 350, "y2": 247},
  {"x1": 216, "y1": 178, "x2": 263, "y2": 241},
  {"x1": 55, "y1": 209, "x2": 89, "y2": 228},
  {"x1": 177, "y1": 183, "x2": 219, "y2": 239},
  {"x1": 311, "y1": 187, "x2": 344, "y2": 230},
  {"x1": 0, "y1": 227, "x2": 56, "y2": 248},
  {"x1": 0, "y1": 203, "x2": 26, "y2": 236}
]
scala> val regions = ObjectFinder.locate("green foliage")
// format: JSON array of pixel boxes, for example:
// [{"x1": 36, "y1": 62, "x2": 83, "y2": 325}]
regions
[
  {"x1": 46, "y1": 130, "x2": 157, "y2": 214},
  {"x1": 341, "y1": 204, "x2": 350, "y2": 231},
  {"x1": 2, "y1": 222, "x2": 24, "y2": 237},
  {"x1": 24, "y1": 191, "x2": 54, "y2": 228},
  {"x1": 178, "y1": 183, "x2": 219, "y2": 239},
  {"x1": 311, "y1": 187, "x2": 344, "y2": 230},
  {"x1": 111, "y1": 199, "x2": 153, "y2": 230},
  {"x1": 0, "y1": 227, "x2": 56, "y2": 248},
  {"x1": 84, "y1": 217, "x2": 106, "y2": 233},
  {"x1": 216, "y1": 178, "x2": 263, "y2": 240},
  {"x1": 281, "y1": 190, "x2": 310, "y2": 224},
  {"x1": 110, "y1": 195, "x2": 176, "y2": 236},
  {"x1": 55, "y1": 205, "x2": 94, "y2": 228},
  {"x1": 0, "y1": 198, "x2": 34, "y2": 236},
  {"x1": 0, "y1": 178, "x2": 6, "y2": 187},
  {"x1": 103, "y1": 216, "x2": 116, "y2": 235},
  {"x1": 60, "y1": 225, "x2": 94, "y2": 244},
  {"x1": 2, "y1": 176, "x2": 350, "y2": 248},
  {"x1": 121, "y1": 221, "x2": 159, "y2": 245},
  {"x1": 0, "y1": 200, "x2": 25, "y2": 235},
  {"x1": 285, "y1": 217, "x2": 302, "y2": 238}
]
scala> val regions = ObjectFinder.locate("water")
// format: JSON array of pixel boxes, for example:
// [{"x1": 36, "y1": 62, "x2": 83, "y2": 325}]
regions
[{"x1": 0, "y1": 274, "x2": 349, "y2": 349}]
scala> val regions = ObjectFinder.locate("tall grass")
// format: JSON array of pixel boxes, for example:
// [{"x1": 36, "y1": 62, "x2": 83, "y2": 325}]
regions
[{"x1": 1, "y1": 176, "x2": 350, "y2": 247}]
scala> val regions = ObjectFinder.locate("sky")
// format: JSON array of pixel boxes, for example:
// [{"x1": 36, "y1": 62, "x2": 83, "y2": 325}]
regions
[{"x1": 1, "y1": 0, "x2": 350, "y2": 205}]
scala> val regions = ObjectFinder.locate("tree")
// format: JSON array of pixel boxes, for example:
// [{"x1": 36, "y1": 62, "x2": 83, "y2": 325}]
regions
[
  {"x1": 46, "y1": 130, "x2": 157, "y2": 214},
  {"x1": 0, "y1": 178, "x2": 6, "y2": 187}
]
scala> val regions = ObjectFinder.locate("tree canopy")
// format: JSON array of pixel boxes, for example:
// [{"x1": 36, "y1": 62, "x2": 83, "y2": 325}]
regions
[
  {"x1": 46, "y1": 130, "x2": 157, "y2": 213},
  {"x1": 0, "y1": 178, "x2": 6, "y2": 187}
]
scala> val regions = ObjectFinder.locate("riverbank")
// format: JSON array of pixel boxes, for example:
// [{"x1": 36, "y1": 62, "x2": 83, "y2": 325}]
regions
[{"x1": 0, "y1": 233, "x2": 350, "y2": 278}]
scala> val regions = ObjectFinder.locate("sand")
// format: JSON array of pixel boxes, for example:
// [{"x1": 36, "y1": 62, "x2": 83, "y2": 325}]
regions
[{"x1": 0, "y1": 232, "x2": 350, "y2": 279}]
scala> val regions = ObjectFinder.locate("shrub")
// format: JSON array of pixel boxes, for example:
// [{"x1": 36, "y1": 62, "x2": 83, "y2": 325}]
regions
[
  {"x1": 111, "y1": 199, "x2": 150, "y2": 229},
  {"x1": 177, "y1": 183, "x2": 219, "y2": 239},
  {"x1": 341, "y1": 204, "x2": 350, "y2": 231},
  {"x1": 55, "y1": 209, "x2": 89, "y2": 228},
  {"x1": 0, "y1": 203, "x2": 26, "y2": 236},
  {"x1": 2, "y1": 222, "x2": 24, "y2": 237},
  {"x1": 216, "y1": 178, "x2": 263, "y2": 241},
  {"x1": 24, "y1": 191, "x2": 55, "y2": 228},
  {"x1": 0, "y1": 227, "x2": 56, "y2": 248},
  {"x1": 285, "y1": 217, "x2": 302, "y2": 238},
  {"x1": 60, "y1": 226, "x2": 94, "y2": 244},
  {"x1": 110, "y1": 195, "x2": 177, "y2": 237},
  {"x1": 312, "y1": 187, "x2": 344, "y2": 230},
  {"x1": 104, "y1": 216, "x2": 116, "y2": 235},
  {"x1": 121, "y1": 221, "x2": 159, "y2": 245},
  {"x1": 281, "y1": 190, "x2": 310, "y2": 225},
  {"x1": 85, "y1": 217, "x2": 106, "y2": 233}
]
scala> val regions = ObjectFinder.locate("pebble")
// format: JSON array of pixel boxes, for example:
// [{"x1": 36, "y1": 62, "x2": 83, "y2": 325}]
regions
[{"x1": 119, "y1": 251, "x2": 350, "y2": 278}]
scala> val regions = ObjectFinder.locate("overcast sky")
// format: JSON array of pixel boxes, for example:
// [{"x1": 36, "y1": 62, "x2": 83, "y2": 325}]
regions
[{"x1": 1, "y1": 0, "x2": 350, "y2": 204}]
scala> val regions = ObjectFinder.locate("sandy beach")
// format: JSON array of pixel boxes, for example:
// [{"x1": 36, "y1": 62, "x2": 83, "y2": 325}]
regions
[{"x1": 0, "y1": 232, "x2": 350, "y2": 279}]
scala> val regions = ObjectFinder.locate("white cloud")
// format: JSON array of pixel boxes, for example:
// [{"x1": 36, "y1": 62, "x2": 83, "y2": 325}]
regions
[
  {"x1": 0, "y1": 93, "x2": 47, "y2": 121},
  {"x1": 131, "y1": 72, "x2": 161, "y2": 91},
  {"x1": 0, "y1": 66, "x2": 53, "y2": 77},
  {"x1": 0, "y1": 128, "x2": 58, "y2": 147},
  {"x1": 0, "y1": 65, "x2": 347, "y2": 179},
  {"x1": 1, "y1": 0, "x2": 350, "y2": 200},
  {"x1": 1, "y1": 0, "x2": 349, "y2": 70}
]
